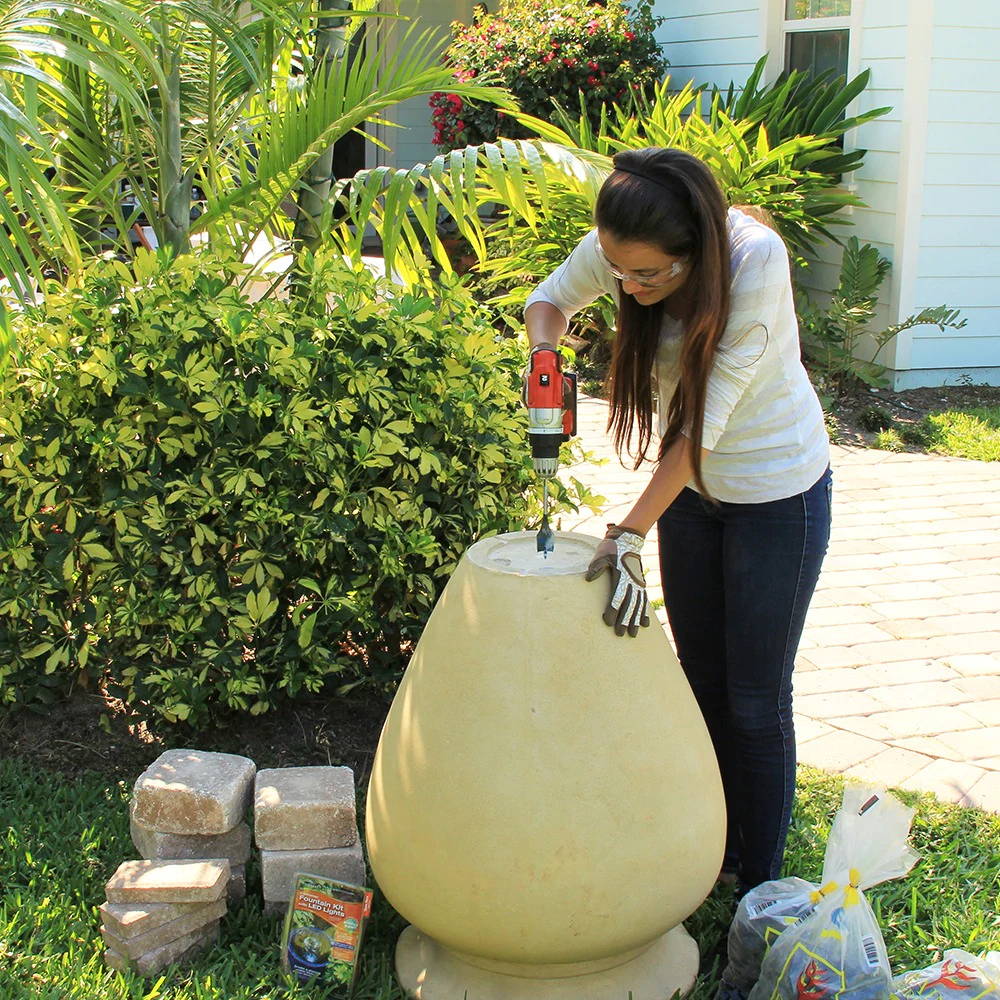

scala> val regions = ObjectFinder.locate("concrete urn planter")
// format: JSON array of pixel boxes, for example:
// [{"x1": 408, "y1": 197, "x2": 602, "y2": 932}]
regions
[{"x1": 366, "y1": 531, "x2": 726, "y2": 999}]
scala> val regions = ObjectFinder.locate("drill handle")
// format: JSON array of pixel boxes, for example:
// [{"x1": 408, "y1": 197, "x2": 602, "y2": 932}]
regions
[{"x1": 562, "y1": 371, "x2": 577, "y2": 439}]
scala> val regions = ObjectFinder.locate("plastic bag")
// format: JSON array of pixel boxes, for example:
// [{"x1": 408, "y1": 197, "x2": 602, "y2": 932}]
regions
[
  {"x1": 891, "y1": 950, "x2": 1000, "y2": 1000},
  {"x1": 716, "y1": 877, "x2": 838, "y2": 1000},
  {"x1": 746, "y1": 784, "x2": 919, "y2": 1000}
]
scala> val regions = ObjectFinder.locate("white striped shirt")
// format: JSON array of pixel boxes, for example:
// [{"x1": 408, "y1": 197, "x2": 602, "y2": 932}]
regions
[{"x1": 524, "y1": 208, "x2": 830, "y2": 503}]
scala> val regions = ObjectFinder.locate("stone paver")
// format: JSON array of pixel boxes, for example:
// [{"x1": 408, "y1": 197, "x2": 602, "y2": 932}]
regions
[
  {"x1": 101, "y1": 898, "x2": 225, "y2": 959},
  {"x1": 561, "y1": 396, "x2": 1000, "y2": 812},
  {"x1": 104, "y1": 922, "x2": 219, "y2": 977},
  {"x1": 254, "y1": 766, "x2": 357, "y2": 851},
  {"x1": 130, "y1": 815, "x2": 252, "y2": 865},
  {"x1": 260, "y1": 837, "x2": 365, "y2": 903},
  {"x1": 105, "y1": 859, "x2": 230, "y2": 904},
  {"x1": 132, "y1": 749, "x2": 256, "y2": 836}
]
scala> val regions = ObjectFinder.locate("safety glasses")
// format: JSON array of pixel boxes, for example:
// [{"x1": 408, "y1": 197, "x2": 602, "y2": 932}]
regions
[{"x1": 595, "y1": 241, "x2": 685, "y2": 288}]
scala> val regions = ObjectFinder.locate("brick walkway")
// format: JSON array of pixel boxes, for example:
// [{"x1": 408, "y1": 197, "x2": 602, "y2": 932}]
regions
[{"x1": 560, "y1": 396, "x2": 1000, "y2": 812}]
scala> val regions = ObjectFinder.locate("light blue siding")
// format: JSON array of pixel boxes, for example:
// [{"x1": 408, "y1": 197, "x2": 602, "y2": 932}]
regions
[
  {"x1": 910, "y1": 5, "x2": 1000, "y2": 381},
  {"x1": 652, "y1": 1, "x2": 759, "y2": 89},
  {"x1": 387, "y1": 1, "x2": 473, "y2": 170}
]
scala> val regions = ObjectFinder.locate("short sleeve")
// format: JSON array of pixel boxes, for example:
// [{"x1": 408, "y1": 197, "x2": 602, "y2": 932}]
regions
[
  {"x1": 700, "y1": 229, "x2": 790, "y2": 450},
  {"x1": 524, "y1": 229, "x2": 618, "y2": 322}
]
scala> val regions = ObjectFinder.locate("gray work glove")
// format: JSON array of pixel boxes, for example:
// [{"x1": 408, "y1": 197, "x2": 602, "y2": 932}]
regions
[{"x1": 584, "y1": 524, "x2": 651, "y2": 638}]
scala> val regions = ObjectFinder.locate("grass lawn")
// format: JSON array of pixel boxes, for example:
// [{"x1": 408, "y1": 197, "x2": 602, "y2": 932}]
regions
[
  {"x1": 1, "y1": 760, "x2": 997, "y2": 999},
  {"x1": 872, "y1": 405, "x2": 1000, "y2": 461}
]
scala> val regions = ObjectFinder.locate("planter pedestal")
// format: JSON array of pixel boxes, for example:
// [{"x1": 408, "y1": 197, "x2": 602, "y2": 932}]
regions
[
  {"x1": 366, "y1": 531, "x2": 726, "y2": 1000},
  {"x1": 395, "y1": 924, "x2": 699, "y2": 1000}
]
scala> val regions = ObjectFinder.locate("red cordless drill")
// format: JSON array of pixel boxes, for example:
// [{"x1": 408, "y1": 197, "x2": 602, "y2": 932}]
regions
[{"x1": 525, "y1": 344, "x2": 577, "y2": 555}]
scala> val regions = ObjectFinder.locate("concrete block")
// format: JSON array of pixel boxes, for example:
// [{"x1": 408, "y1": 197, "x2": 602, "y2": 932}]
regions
[
  {"x1": 130, "y1": 813, "x2": 251, "y2": 864},
  {"x1": 260, "y1": 837, "x2": 364, "y2": 902},
  {"x1": 104, "y1": 921, "x2": 219, "y2": 977},
  {"x1": 132, "y1": 749, "x2": 255, "y2": 835},
  {"x1": 101, "y1": 898, "x2": 225, "y2": 958},
  {"x1": 254, "y1": 766, "x2": 357, "y2": 850},
  {"x1": 105, "y1": 859, "x2": 229, "y2": 904},
  {"x1": 227, "y1": 863, "x2": 246, "y2": 905}
]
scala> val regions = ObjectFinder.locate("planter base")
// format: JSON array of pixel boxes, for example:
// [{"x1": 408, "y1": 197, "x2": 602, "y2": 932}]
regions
[{"x1": 395, "y1": 923, "x2": 700, "y2": 1000}]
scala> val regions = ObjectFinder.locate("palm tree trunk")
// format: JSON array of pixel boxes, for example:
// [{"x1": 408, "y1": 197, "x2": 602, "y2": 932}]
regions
[
  {"x1": 291, "y1": 0, "x2": 351, "y2": 249},
  {"x1": 161, "y1": 47, "x2": 192, "y2": 256}
]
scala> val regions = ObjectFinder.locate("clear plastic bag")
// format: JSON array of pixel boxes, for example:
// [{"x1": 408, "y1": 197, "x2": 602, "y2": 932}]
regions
[
  {"x1": 716, "y1": 877, "x2": 837, "y2": 1000},
  {"x1": 746, "y1": 784, "x2": 919, "y2": 1000},
  {"x1": 891, "y1": 950, "x2": 1000, "y2": 1000},
  {"x1": 715, "y1": 784, "x2": 918, "y2": 1000}
]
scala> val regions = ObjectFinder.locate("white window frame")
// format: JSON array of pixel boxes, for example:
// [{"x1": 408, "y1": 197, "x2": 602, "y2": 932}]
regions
[{"x1": 782, "y1": 12, "x2": 852, "y2": 79}]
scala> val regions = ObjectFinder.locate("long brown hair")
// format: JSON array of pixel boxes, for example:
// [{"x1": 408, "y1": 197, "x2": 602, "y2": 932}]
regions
[{"x1": 594, "y1": 148, "x2": 730, "y2": 497}]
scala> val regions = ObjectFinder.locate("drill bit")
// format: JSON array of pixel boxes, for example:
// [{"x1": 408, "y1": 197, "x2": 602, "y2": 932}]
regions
[{"x1": 536, "y1": 478, "x2": 554, "y2": 556}]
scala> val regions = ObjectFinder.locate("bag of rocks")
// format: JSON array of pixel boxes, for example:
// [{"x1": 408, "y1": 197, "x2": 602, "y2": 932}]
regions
[
  {"x1": 747, "y1": 785, "x2": 919, "y2": 1000},
  {"x1": 715, "y1": 784, "x2": 918, "y2": 1000},
  {"x1": 891, "y1": 950, "x2": 1000, "y2": 1000}
]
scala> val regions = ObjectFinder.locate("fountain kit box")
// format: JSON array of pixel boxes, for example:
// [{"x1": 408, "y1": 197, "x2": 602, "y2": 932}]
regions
[{"x1": 365, "y1": 530, "x2": 728, "y2": 1000}]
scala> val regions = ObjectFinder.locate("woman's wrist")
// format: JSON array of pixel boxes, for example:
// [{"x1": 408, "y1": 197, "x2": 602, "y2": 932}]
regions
[{"x1": 607, "y1": 522, "x2": 646, "y2": 540}]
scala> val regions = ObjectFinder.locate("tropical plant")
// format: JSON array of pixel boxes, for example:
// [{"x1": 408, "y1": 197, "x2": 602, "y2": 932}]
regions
[
  {"x1": 323, "y1": 62, "x2": 890, "y2": 297},
  {"x1": 429, "y1": 0, "x2": 666, "y2": 150},
  {"x1": 0, "y1": 0, "x2": 517, "y2": 299},
  {"x1": 798, "y1": 237, "x2": 966, "y2": 390},
  {"x1": 708, "y1": 55, "x2": 891, "y2": 184},
  {"x1": 0, "y1": 247, "x2": 599, "y2": 722}
]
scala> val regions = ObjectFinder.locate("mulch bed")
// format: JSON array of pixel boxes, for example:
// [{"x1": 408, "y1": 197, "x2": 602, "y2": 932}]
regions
[
  {"x1": 827, "y1": 382, "x2": 1000, "y2": 450},
  {"x1": 0, "y1": 685, "x2": 392, "y2": 787}
]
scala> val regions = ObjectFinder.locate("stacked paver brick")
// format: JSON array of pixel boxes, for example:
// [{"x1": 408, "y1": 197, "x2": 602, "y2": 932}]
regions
[
  {"x1": 254, "y1": 766, "x2": 364, "y2": 916},
  {"x1": 130, "y1": 749, "x2": 256, "y2": 904},
  {"x1": 100, "y1": 749, "x2": 256, "y2": 975},
  {"x1": 101, "y1": 858, "x2": 229, "y2": 974}
]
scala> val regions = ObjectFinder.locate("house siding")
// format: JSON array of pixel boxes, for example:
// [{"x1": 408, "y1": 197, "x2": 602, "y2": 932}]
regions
[
  {"x1": 378, "y1": 0, "x2": 473, "y2": 170},
  {"x1": 901, "y1": 2, "x2": 1000, "y2": 388},
  {"x1": 653, "y1": 3, "x2": 761, "y2": 91},
  {"x1": 654, "y1": 0, "x2": 1000, "y2": 387}
]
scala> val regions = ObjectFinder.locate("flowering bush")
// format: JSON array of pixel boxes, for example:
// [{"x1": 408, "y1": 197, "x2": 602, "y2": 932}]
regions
[{"x1": 430, "y1": 0, "x2": 666, "y2": 150}]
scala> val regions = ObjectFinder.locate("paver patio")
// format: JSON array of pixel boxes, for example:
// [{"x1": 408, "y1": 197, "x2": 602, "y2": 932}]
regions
[{"x1": 561, "y1": 396, "x2": 1000, "y2": 812}]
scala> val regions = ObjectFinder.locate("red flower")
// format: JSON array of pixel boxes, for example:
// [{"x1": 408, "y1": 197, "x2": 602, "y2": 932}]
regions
[
  {"x1": 588, "y1": 60, "x2": 599, "y2": 70},
  {"x1": 541, "y1": 52, "x2": 554, "y2": 63},
  {"x1": 624, "y1": 30, "x2": 636, "y2": 41},
  {"x1": 562, "y1": 57, "x2": 576, "y2": 67},
  {"x1": 587, "y1": 75, "x2": 599, "y2": 85}
]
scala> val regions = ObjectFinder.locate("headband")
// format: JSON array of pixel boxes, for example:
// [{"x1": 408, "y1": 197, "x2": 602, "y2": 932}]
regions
[{"x1": 613, "y1": 164, "x2": 677, "y2": 194}]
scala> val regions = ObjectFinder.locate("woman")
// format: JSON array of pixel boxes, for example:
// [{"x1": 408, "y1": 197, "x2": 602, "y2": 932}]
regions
[{"x1": 523, "y1": 147, "x2": 831, "y2": 894}]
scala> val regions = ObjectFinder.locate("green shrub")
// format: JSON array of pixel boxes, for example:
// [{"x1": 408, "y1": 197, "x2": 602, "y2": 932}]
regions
[
  {"x1": 430, "y1": 0, "x2": 666, "y2": 150},
  {"x1": 709, "y1": 57, "x2": 891, "y2": 190},
  {"x1": 799, "y1": 237, "x2": 966, "y2": 390},
  {"x1": 857, "y1": 404, "x2": 894, "y2": 433},
  {"x1": 0, "y1": 249, "x2": 537, "y2": 723},
  {"x1": 873, "y1": 428, "x2": 905, "y2": 452}
]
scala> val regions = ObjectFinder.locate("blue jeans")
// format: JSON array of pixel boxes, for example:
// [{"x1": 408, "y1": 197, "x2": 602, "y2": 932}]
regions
[{"x1": 657, "y1": 467, "x2": 832, "y2": 892}]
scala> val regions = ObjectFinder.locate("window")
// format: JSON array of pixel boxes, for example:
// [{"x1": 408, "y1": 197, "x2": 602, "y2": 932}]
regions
[{"x1": 783, "y1": 0, "x2": 851, "y2": 78}]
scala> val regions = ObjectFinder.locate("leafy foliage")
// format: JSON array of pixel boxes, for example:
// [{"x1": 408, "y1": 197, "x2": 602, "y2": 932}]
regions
[
  {"x1": 0, "y1": 249, "x2": 559, "y2": 723},
  {"x1": 709, "y1": 56, "x2": 891, "y2": 186},
  {"x1": 799, "y1": 238, "x2": 966, "y2": 389},
  {"x1": 0, "y1": 0, "x2": 516, "y2": 296},
  {"x1": 430, "y1": 0, "x2": 666, "y2": 150}
]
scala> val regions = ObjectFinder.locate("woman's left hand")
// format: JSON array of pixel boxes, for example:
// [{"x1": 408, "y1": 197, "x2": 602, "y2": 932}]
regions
[{"x1": 585, "y1": 526, "x2": 651, "y2": 638}]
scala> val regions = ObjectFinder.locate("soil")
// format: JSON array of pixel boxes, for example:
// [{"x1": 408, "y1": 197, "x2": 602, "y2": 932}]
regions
[
  {"x1": 0, "y1": 685, "x2": 393, "y2": 787},
  {"x1": 2, "y1": 382, "x2": 996, "y2": 782},
  {"x1": 824, "y1": 381, "x2": 1000, "y2": 450}
]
